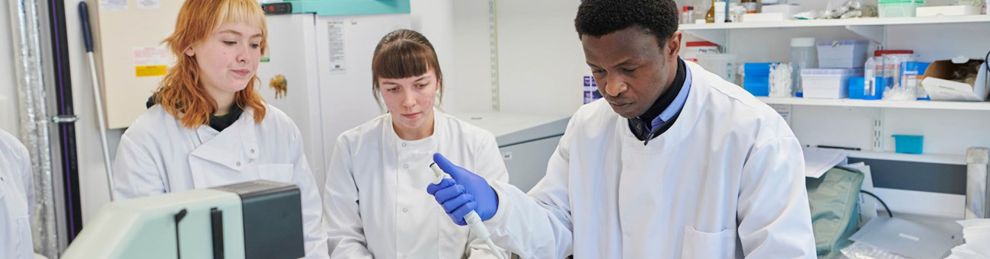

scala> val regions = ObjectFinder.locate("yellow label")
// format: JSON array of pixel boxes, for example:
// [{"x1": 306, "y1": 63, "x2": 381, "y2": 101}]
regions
[{"x1": 135, "y1": 65, "x2": 168, "y2": 77}]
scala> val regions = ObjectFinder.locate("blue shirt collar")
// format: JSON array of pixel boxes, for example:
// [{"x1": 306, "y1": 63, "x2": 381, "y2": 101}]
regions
[{"x1": 650, "y1": 63, "x2": 692, "y2": 130}]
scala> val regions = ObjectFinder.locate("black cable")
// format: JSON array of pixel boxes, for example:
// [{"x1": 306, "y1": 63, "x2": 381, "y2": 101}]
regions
[{"x1": 859, "y1": 190, "x2": 893, "y2": 218}]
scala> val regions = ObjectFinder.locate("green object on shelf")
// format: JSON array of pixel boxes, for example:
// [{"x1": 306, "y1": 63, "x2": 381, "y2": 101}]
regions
[{"x1": 282, "y1": 0, "x2": 410, "y2": 16}]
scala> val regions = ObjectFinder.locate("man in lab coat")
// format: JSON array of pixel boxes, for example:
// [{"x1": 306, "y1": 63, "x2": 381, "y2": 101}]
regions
[
  {"x1": 1, "y1": 129, "x2": 34, "y2": 259},
  {"x1": 426, "y1": 0, "x2": 817, "y2": 258}
]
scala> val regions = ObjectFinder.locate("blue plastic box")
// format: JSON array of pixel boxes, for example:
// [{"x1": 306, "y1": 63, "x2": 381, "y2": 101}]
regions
[
  {"x1": 892, "y1": 134, "x2": 924, "y2": 154},
  {"x1": 743, "y1": 63, "x2": 773, "y2": 97},
  {"x1": 848, "y1": 76, "x2": 885, "y2": 100}
]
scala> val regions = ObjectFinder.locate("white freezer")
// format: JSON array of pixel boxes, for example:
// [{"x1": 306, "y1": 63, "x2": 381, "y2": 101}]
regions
[{"x1": 257, "y1": 13, "x2": 411, "y2": 190}]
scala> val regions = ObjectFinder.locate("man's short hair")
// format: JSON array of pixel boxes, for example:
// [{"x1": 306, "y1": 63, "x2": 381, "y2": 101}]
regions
[{"x1": 574, "y1": 0, "x2": 679, "y2": 44}]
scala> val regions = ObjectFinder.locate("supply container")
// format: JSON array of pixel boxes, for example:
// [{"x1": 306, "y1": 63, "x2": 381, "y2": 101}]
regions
[
  {"x1": 879, "y1": 0, "x2": 925, "y2": 17},
  {"x1": 892, "y1": 134, "x2": 924, "y2": 154},
  {"x1": 744, "y1": 62, "x2": 774, "y2": 96},
  {"x1": 683, "y1": 41, "x2": 721, "y2": 62},
  {"x1": 801, "y1": 68, "x2": 861, "y2": 99},
  {"x1": 790, "y1": 37, "x2": 817, "y2": 96},
  {"x1": 817, "y1": 40, "x2": 869, "y2": 69},
  {"x1": 696, "y1": 53, "x2": 738, "y2": 82}
]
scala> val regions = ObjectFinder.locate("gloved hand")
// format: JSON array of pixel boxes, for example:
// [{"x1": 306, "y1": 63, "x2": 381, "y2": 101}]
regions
[{"x1": 426, "y1": 153, "x2": 499, "y2": 226}]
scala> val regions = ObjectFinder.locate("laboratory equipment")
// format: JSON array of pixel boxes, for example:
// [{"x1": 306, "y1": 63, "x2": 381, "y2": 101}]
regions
[
  {"x1": 790, "y1": 37, "x2": 817, "y2": 96},
  {"x1": 256, "y1": 7, "x2": 411, "y2": 190},
  {"x1": 801, "y1": 68, "x2": 861, "y2": 99},
  {"x1": 877, "y1": 50, "x2": 917, "y2": 101},
  {"x1": 449, "y1": 112, "x2": 570, "y2": 192},
  {"x1": 62, "y1": 180, "x2": 305, "y2": 259},
  {"x1": 429, "y1": 163, "x2": 507, "y2": 259}
]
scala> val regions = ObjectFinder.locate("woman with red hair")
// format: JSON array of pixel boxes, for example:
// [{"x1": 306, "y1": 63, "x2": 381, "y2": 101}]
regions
[{"x1": 112, "y1": 1, "x2": 328, "y2": 257}]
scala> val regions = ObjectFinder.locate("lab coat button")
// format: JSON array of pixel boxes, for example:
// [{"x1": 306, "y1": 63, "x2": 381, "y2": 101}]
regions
[
  {"x1": 235, "y1": 161, "x2": 242, "y2": 167},
  {"x1": 402, "y1": 164, "x2": 409, "y2": 169},
  {"x1": 249, "y1": 148, "x2": 256, "y2": 154},
  {"x1": 401, "y1": 143, "x2": 407, "y2": 147},
  {"x1": 402, "y1": 208, "x2": 409, "y2": 213}
]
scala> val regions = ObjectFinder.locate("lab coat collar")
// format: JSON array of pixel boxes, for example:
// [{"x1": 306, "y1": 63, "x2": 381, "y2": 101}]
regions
[
  {"x1": 383, "y1": 108, "x2": 444, "y2": 145},
  {"x1": 189, "y1": 107, "x2": 260, "y2": 171},
  {"x1": 621, "y1": 62, "x2": 705, "y2": 150}
]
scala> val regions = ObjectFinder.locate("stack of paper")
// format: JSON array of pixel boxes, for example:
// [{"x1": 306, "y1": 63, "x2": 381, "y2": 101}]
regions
[
  {"x1": 946, "y1": 219, "x2": 990, "y2": 259},
  {"x1": 803, "y1": 147, "x2": 848, "y2": 178}
]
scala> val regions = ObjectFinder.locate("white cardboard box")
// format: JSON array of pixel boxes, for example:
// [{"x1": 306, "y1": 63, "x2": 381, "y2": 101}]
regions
[
  {"x1": 921, "y1": 60, "x2": 988, "y2": 101},
  {"x1": 916, "y1": 5, "x2": 980, "y2": 17}
]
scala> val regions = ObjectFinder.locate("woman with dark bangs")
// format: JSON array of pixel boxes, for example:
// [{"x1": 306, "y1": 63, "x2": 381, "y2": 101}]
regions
[
  {"x1": 324, "y1": 29, "x2": 509, "y2": 258},
  {"x1": 111, "y1": 1, "x2": 329, "y2": 257}
]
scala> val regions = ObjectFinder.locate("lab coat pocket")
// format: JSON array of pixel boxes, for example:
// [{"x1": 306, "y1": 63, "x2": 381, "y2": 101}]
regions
[
  {"x1": 681, "y1": 226, "x2": 735, "y2": 259},
  {"x1": 257, "y1": 163, "x2": 294, "y2": 183}
]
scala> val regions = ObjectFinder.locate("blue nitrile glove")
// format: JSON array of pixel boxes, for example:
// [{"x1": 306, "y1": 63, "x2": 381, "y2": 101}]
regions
[{"x1": 426, "y1": 153, "x2": 498, "y2": 226}]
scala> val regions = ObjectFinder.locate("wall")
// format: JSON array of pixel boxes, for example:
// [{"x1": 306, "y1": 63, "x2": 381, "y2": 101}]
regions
[
  {"x1": 1, "y1": 2, "x2": 21, "y2": 134},
  {"x1": 494, "y1": 0, "x2": 586, "y2": 116}
]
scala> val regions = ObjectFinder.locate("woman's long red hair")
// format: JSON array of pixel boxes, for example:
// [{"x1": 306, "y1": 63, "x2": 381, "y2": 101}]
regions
[{"x1": 155, "y1": 0, "x2": 267, "y2": 128}]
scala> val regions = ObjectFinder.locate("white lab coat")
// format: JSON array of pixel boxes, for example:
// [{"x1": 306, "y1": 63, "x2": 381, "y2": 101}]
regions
[
  {"x1": 483, "y1": 62, "x2": 816, "y2": 258},
  {"x1": 325, "y1": 110, "x2": 509, "y2": 259},
  {"x1": 1, "y1": 129, "x2": 33, "y2": 259},
  {"x1": 113, "y1": 105, "x2": 329, "y2": 258}
]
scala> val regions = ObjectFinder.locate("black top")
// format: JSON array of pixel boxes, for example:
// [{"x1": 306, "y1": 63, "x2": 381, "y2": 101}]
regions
[
  {"x1": 208, "y1": 105, "x2": 243, "y2": 132},
  {"x1": 146, "y1": 94, "x2": 243, "y2": 132},
  {"x1": 627, "y1": 58, "x2": 688, "y2": 143}
]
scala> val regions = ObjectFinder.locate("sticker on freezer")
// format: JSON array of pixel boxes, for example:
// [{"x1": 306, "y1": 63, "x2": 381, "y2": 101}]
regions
[
  {"x1": 327, "y1": 20, "x2": 346, "y2": 74},
  {"x1": 100, "y1": 0, "x2": 127, "y2": 11},
  {"x1": 137, "y1": 0, "x2": 160, "y2": 9},
  {"x1": 132, "y1": 46, "x2": 172, "y2": 77}
]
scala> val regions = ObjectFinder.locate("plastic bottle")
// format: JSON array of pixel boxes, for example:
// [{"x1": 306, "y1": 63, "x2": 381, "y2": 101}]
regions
[
  {"x1": 681, "y1": 6, "x2": 695, "y2": 24},
  {"x1": 789, "y1": 37, "x2": 817, "y2": 96},
  {"x1": 864, "y1": 55, "x2": 876, "y2": 99}
]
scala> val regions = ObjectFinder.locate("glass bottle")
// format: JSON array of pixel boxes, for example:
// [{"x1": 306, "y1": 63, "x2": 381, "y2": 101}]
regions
[{"x1": 705, "y1": 0, "x2": 716, "y2": 23}]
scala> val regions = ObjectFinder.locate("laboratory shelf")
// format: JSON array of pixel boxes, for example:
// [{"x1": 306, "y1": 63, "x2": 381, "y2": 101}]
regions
[
  {"x1": 758, "y1": 97, "x2": 990, "y2": 111},
  {"x1": 679, "y1": 15, "x2": 990, "y2": 31},
  {"x1": 844, "y1": 150, "x2": 966, "y2": 165}
]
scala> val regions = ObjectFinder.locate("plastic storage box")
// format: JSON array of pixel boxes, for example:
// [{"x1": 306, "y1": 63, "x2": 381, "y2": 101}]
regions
[
  {"x1": 802, "y1": 68, "x2": 861, "y2": 99},
  {"x1": 879, "y1": 0, "x2": 925, "y2": 17},
  {"x1": 893, "y1": 134, "x2": 924, "y2": 154},
  {"x1": 817, "y1": 40, "x2": 869, "y2": 69},
  {"x1": 743, "y1": 63, "x2": 773, "y2": 96}
]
